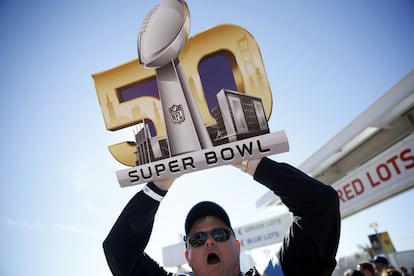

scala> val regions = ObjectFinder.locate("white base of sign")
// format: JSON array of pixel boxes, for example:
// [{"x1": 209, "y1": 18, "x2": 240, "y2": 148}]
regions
[{"x1": 116, "y1": 130, "x2": 289, "y2": 187}]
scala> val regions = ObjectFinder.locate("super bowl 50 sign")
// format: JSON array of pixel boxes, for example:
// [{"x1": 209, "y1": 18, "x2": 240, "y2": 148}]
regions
[{"x1": 92, "y1": 0, "x2": 289, "y2": 187}]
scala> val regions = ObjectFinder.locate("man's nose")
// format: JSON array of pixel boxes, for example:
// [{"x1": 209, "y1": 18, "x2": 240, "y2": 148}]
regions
[{"x1": 205, "y1": 235, "x2": 216, "y2": 247}]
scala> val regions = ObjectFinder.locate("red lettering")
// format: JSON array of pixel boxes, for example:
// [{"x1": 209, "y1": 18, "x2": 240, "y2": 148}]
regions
[
  {"x1": 401, "y1": 148, "x2": 414, "y2": 169},
  {"x1": 386, "y1": 155, "x2": 401, "y2": 174},
  {"x1": 377, "y1": 163, "x2": 391, "y2": 181},
  {"x1": 367, "y1": 172, "x2": 380, "y2": 187},
  {"x1": 345, "y1": 147, "x2": 414, "y2": 193},
  {"x1": 352, "y1": 179, "x2": 364, "y2": 195},
  {"x1": 337, "y1": 178, "x2": 365, "y2": 203},
  {"x1": 343, "y1": 183, "x2": 354, "y2": 200}
]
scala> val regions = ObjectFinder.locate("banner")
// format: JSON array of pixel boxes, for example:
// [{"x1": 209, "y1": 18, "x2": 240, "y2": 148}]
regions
[
  {"x1": 234, "y1": 213, "x2": 292, "y2": 251},
  {"x1": 333, "y1": 133, "x2": 414, "y2": 217}
]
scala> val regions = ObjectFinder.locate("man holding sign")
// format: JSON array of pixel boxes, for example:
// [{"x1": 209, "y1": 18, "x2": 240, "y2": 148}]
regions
[{"x1": 103, "y1": 157, "x2": 341, "y2": 275}]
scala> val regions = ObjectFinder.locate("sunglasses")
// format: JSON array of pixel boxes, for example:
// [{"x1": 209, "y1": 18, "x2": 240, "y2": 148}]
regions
[{"x1": 184, "y1": 227, "x2": 234, "y2": 247}]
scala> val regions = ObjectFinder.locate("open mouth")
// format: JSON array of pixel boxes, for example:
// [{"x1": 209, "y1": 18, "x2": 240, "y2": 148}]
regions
[{"x1": 207, "y1": 253, "x2": 220, "y2": 265}]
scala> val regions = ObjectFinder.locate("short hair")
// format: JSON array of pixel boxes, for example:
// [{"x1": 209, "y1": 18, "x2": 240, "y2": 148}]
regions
[{"x1": 358, "y1": 261, "x2": 375, "y2": 274}]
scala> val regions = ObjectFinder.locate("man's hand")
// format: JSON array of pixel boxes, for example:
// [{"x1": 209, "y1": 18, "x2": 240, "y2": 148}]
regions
[
  {"x1": 231, "y1": 158, "x2": 262, "y2": 176},
  {"x1": 153, "y1": 177, "x2": 177, "y2": 191}
]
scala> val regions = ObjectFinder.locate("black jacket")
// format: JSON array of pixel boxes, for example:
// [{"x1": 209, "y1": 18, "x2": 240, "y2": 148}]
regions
[{"x1": 103, "y1": 157, "x2": 341, "y2": 276}]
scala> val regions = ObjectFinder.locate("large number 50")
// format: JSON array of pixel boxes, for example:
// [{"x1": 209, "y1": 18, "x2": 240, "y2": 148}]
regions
[{"x1": 93, "y1": 24, "x2": 273, "y2": 167}]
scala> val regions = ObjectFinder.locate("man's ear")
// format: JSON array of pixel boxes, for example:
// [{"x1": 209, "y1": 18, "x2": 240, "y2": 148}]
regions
[
  {"x1": 185, "y1": 249, "x2": 189, "y2": 262},
  {"x1": 236, "y1": 239, "x2": 241, "y2": 250}
]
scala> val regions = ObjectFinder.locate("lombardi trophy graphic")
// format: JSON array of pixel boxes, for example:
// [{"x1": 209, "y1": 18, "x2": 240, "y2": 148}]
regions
[{"x1": 138, "y1": 0, "x2": 213, "y2": 156}]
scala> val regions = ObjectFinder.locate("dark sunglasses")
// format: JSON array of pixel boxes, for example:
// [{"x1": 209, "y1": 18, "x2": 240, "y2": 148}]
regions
[{"x1": 184, "y1": 227, "x2": 234, "y2": 247}]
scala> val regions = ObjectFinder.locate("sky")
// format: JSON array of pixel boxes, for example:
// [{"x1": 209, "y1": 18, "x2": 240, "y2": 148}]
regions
[{"x1": 1, "y1": 0, "x2": 414, "y2": 275}]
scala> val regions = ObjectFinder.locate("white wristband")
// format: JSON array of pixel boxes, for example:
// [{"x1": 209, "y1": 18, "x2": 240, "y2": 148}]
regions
[{"x1": 143, "y1": 185, "x2": 164, "y2": 202}]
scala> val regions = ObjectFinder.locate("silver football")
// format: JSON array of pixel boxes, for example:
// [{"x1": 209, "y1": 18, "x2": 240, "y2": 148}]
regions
[{"x1": 138, "y1": 0, "x2": 190, "y2": 68}]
